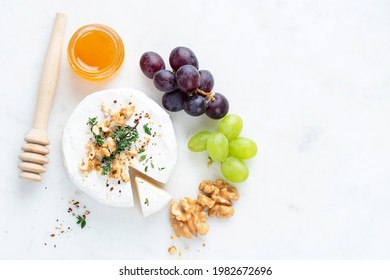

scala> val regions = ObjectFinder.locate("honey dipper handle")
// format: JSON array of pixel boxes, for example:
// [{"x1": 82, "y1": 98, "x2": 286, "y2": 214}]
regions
[{"x1": 33, "y1": 13, "x2": 66, "y2": 130}]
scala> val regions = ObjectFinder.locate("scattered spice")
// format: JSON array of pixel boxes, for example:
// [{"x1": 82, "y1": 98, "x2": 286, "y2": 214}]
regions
[{"x1": 69, "y1": 200, "x2": 80, "y2": 208}]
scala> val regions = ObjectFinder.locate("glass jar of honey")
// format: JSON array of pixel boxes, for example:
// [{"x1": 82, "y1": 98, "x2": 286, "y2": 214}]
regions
[{"x1": 67, "y1": 24, "x2": 124, "y2": 81}]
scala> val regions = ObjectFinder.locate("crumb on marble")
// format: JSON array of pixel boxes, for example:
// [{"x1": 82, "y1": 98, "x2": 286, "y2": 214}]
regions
[{"x1": 168, "y1": 246, "x2": 177, "y2": 255}]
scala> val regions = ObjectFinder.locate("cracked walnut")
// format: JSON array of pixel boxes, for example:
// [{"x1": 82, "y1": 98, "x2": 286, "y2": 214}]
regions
[{"x1": 169, "y1": 179, "x2": 239, "y2": 239}]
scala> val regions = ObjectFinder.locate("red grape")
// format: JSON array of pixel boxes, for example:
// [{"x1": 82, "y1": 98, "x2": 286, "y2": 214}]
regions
[
  {"x1": 140, "y1": 51, "x2": 165, "y2": 79},
  {"x1": 162, "y1": 89, "x2": 187, "y2": 112},
  {"x1": 169, "y1": 46, "x2": 199, "y2": 71},
  {"x1": 176, "y1": 65, "x2": 200, "y2": 93},
  {"x1": 205, "y1": 93, "x2": 229, "y2": 119},
  {"x1": 153, "y1": 70, "x2": 177, "y2": 92},
  {"x1": 199, "y1": 70, "x2": 214, "y2": 92},
  {"x1": 184, "y1": 95, "x2": 207, "y2": 116}
]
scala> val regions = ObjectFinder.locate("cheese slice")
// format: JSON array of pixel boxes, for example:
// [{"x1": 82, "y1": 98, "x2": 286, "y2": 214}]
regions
[
  {"x1": 62, "y1": 88, "x2": 177, "y2": 207},
  {"x1": 134, "y1": 175, "x2": 173, "y2": 217}
]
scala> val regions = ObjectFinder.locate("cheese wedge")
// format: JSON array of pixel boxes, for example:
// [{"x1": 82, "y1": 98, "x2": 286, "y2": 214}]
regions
[
  {"x1": 134, "y1": 176, "x2": 173, "y2": 217},
  {"x1": 62, "y1": 88, "x2": 177, "y2": 207}
]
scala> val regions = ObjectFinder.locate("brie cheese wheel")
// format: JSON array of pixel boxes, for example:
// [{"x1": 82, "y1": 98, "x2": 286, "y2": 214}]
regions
[
  {"x1": 62, "y1": 88, "x2": 177, "y2": 207},
  {"x1": 134, "y1": 176, "x2": 173, "y2": 217}
]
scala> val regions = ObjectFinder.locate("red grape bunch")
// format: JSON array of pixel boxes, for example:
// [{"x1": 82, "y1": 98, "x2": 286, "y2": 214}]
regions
[{"x1": 140, "y1": 47, "x2": 229, "y2": 119}]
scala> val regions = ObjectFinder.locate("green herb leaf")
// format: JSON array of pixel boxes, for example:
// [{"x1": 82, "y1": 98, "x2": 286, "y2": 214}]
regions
[
  {"x1": 76, "y1": 215, "x2": 86, "y2": 229},
  {"x1": 112, "y1": 125, "x2": 139, "y2": 153},
  {"x1": 207, "y1": 157, "x2": 214, "y2": 167},
  {"x1": 151, "y1": 162, "x2": 154, "y2": 169},
  {"x1": 86, "y1": 117, "x2": 105, "y2": 146},
  {"x1": 139, "y1": 155, "x2": 147, "y2": 162},
  {"x1": 101, "y1": 162, "x2": 111, "y2": 176},
  {"x1": 144, "y1": 166, "x2": 148, "y2": 172},
  {"x1": 101, "y1": 155, "x2": 115, "y2": 176},
  {"x1": 144, "y1": 198, "x2": 149, "y2": 206},
  {"x1": 143, "y1": 123, "x2": 152, "y2": 135},
  {"x1": 87, "y1": 117, "x2": 98, "y2": 127},
  {"x1": 95, "y1": 134, "x2": 104, "y2": 147},
  {"x1": 158, "y1": 167, "x2": 165, "y2": 171},
  {"x1": 138, "y1": 149, "x2": 145, "y2": 154}
]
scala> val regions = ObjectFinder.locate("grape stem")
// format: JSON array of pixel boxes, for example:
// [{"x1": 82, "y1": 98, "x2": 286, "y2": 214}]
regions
[{"x1": 196, "y1": 89, "x2": 215, "y2": 103}]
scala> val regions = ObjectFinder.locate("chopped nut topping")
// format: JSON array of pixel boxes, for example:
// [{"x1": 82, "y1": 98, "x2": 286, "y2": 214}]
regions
[
  {"x1": 79, "y1": 103, "x2": 141, "y2": 183},
  {"x1": 91, "y1": 125, "x2": 100, "y2": 135},
  {"x1": 106, "y1": 137, "x2": 116, "y2": 153},
  {"x1": 101, "y1": 103, "x2": 111, "y2": 117}
]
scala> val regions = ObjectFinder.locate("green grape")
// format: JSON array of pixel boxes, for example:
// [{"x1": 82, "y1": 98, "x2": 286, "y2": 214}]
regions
[
  {"x1": 229, "y1": 137, "x2": 258, "y2": 159},
  {"x1": 217, "y1": 114, "x2": 243, "y2": 140},
  {"x1": 221, "y1": 157, "x2": 249, "y2": 183},
  {"x1": 188, "y1": 131, "x2": 211, "y2": 152},
  {"x1": 207, "y1": 132, "x2": 229, "y2": 162}
]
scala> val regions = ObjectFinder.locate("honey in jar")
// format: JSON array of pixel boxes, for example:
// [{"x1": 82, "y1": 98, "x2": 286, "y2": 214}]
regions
[{"x1": 67, "y1": 24, "x2": 124, "y2": 81}]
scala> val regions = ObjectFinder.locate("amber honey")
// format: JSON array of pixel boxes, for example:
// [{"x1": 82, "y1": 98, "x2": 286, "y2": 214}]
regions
[{"x1": 67, "y1": 24, "x2": 124, "y2": 81}]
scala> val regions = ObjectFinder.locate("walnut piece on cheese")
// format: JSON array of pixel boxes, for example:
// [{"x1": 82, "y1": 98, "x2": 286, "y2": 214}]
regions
[{"x1": 170, "y1": 179, "x2": 239, "y2": 239}]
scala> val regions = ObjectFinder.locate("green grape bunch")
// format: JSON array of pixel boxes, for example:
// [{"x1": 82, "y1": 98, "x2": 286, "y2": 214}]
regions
[{"x1": 188, "y1": 114, "x2": 257, "y2": 183}]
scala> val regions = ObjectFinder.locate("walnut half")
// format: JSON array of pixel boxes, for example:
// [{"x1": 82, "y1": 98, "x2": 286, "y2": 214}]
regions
[
  {"x1": 170, "y1": 179, "x2": 239, "y2": 239},
  {"x1": 199, "y1": 179, "x2": 239, "y2": 219},
  {"x1": 170, "y1": 199, "x2": 209, "y2": 239}
]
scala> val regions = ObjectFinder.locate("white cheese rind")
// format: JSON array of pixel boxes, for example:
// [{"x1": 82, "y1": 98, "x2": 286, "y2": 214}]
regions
[
  {"x1": 62, "y1": 88, "x2": 177, "y2": 207},
  {"x1": 135, "y1": 176, "x2": 173, "y2": 217}
]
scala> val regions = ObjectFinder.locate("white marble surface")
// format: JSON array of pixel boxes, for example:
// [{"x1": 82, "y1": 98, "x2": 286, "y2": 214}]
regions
[{"x1": 1, "y1": 0, "x2": 390, "y2": 259}]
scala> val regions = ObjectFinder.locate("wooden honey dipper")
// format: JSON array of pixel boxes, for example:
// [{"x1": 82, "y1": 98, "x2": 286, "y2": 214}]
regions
[{"x1": 18, "y1": 13, "x2": 66, "y2": 181}]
